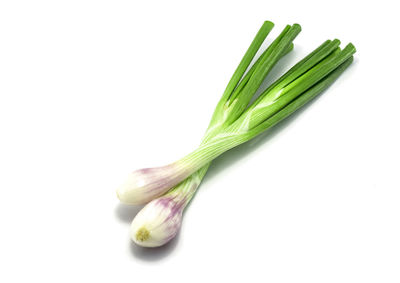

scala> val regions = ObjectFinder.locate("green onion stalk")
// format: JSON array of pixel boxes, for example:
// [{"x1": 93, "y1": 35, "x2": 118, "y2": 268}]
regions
[{"x1": 117, "y1": 22, "x2": 356, "y2": 247}]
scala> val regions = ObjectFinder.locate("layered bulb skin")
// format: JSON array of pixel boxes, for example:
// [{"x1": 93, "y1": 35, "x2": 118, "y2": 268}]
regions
[
  {"x1": 116, "y1": 164, "x2": 188, "y2": 205},
  {"x1": 130, "y1": 195, "x2": 185, "y2": 247}
]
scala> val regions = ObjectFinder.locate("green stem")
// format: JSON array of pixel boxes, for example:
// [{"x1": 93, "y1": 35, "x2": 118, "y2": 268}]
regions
[
  {"x1": 246, "y1": 56, "x2": 354, "y2": 139},
  {"x1": 209, "y1": 21, "x2": 274, "y2": 127},
  {"x1": 224, "y1": 24, "x2": 302, "y2": 125},
  {"x1": 220, "y1": 21, "x2": 274, "y2": 102}
]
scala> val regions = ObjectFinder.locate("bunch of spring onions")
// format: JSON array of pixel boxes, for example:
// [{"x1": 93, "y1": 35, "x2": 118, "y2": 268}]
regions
[{"x1": 116, "y1": 21, "x2": 356, "y2": 247}]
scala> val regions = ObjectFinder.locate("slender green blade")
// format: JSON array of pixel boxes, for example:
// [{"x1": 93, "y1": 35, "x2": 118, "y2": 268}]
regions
[
  {"x1": 281, "y1": 43, "x2": 356, "y2": 98},
  {"x1": 228, "y1": 25, "x2": 292, "y2": 103},
  {"x1": 224, "y1": 24, "x2": 302, "y2": 125},
  {"x1": 221, "y1": 21, "x2": 274, "y2": 102},
  {"x1": 242, "y1": 44, "x2": 354, "y2": 129},
  {"x1": 251, "y1": 39, "x2": 341, "y2": 107},
  {"x1": 207, "y1": 21, "x2": 274, "y2": 130},
  {"x1": 228, "y1": 42, "x2": 294, "y2": 106},
  {"x1": 245, "y1": 56, "x2": 354, "y2": 140}
]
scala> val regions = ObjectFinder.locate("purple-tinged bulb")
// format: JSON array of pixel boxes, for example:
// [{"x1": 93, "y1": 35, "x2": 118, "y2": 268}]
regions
[
  {"x1": 116, "y1": 163, "x2": 190, "y2": 205},
  {"x1": 130, "y1": 196, "x2": 185, "y2": 247},
  {"x1": 116, "y1": 136, "x2": 243, "y2": 205}
]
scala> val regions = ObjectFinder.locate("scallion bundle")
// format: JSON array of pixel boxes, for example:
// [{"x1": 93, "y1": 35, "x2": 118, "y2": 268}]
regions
[{"x1": 116, "y1": 21, "x2": 356, "y2": 248}]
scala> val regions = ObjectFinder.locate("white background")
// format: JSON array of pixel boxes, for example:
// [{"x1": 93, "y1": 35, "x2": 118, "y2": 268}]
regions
[{"x1": 1, "y1": 0, "x2": 399, "y2": 282}]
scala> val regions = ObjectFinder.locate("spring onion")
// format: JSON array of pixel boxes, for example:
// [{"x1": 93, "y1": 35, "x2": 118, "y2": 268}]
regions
[{"x1": 117, "y1": 21, "x2": 356, "y2": 247}]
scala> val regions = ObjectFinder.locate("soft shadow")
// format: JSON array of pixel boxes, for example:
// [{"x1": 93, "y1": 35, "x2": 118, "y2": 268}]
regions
[
  {"x1": 115, "y1": 203, "x2": 144, "y2": 223},
  {"x1": 129, "y1": 232, "x2": 180, "y2": 261}
]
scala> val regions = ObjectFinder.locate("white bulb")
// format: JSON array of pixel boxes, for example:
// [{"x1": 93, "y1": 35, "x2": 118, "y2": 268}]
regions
[{"x1": 130, "y1": 196, "x2": 184, "y2": 247}]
